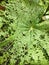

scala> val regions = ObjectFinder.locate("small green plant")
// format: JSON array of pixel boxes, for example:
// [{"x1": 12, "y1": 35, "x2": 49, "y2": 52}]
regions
[{"x1": 0, "y1": 0, "x2": 49, "y2": 65}]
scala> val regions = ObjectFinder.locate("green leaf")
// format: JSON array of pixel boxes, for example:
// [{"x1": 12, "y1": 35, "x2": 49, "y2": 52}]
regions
[{"x1": 0, "y1": 0, "x2": 49, "y2": 65}]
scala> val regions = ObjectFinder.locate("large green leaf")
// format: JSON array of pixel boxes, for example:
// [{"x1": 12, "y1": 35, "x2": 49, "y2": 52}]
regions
[{"x1": 0, "y1": 0, "x2": 49, "y2": 65}]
